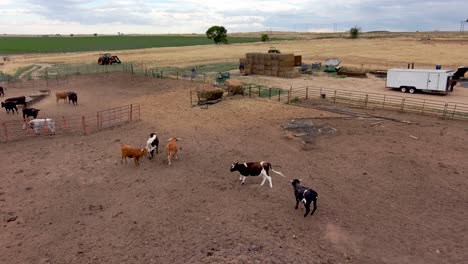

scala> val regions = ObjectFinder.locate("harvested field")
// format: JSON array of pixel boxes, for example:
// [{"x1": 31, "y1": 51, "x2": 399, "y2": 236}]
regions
[
  {"x1": 0, "y1": 73, "x2": 467, "y2": 264},
  {"x1": 2, "y1": 35, "x2": 468, "y2": 75}
]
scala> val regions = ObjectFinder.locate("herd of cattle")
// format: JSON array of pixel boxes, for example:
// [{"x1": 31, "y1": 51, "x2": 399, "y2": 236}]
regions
[
  {"x1": 1, "y1": 87, "x2": 78, "y2": 135},
  {"x1": 2, "y1": 86, "x2": 318, "y2": 218},
  {"x1": 119, "y1": 133, "x2": 319, "y2": 217}
]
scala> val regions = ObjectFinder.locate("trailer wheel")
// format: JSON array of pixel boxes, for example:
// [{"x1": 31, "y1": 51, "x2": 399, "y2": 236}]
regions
[
  {"x1": 408, "y1": 87, "x2": 416, "y2": 94},
  {"x1": 400, "y1": 87, "x2": 407, "y2": 93}
]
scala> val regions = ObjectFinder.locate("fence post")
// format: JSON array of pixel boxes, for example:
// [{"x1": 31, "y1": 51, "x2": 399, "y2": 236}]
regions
[
  {"x1": 82, "y1": 116, "x2": 87, "y2": 135},
  {"x1": 401, "y1": 98, "x2": 405, "y2": 112},
  {"x1": 278, "y1": 89, "x2": 281, "y2": 102},
  {"x1": 364, "y1": 94, "x2": 369, "y2": 108},
  {"x1": 130, "y1": 104, "x2": 133, "y2": 122},
  {"x1": 269, "y1": 88, "x2": 272, "y2": 99},
  {"x1": 2, "y1": 122, "x2": 7, "y2": 142},
  {"x1": 43, "y1": 118, "x2": 48, "y2": 135},
  {"x1": 177, "y1": 72, "x2": 179, "y2": 80},
  {"x1": 131, "y1": 64, "x2": 134, "y2": 74},
  {"x1": 190, "y1": 90, "x2": 193, "y2": 106},
  {"x1": 249, "y1": 84, "x2": 252, "y2": 98},
  {"x1": 288, "y1": 86, "x2": 292, "y2": 104},
  {"x1": 97, "y1": 112, "x2": 101, "y2": 130},
  {"x1": 306, "y1": 86, "x2": 309, "y2": 100},
  {"x1": 452, "y1": 104, "x2": 457, "y2": 119},
  {"x1": 333, "y1": 90, "x2": 337, "y2": 103},
  {"x1": 442, "y1": 103, "x2": 448, "y2": 119},
  {"x1": 258, "y1": 86, "x2": 261, "y2": 97}
]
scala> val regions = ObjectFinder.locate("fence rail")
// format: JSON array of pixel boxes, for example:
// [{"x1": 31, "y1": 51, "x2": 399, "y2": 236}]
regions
[
  {"x1": 1, "y1": 104, "x2": 140, "y2": 142},
  {"x1": 241, "y1": 84, "x2": 468, "y2": 120}
]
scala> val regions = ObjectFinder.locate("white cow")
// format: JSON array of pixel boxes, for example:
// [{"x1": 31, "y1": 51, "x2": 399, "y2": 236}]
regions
[{"x1": 22, "y1": 118, "x2": 56, "y2": 135}]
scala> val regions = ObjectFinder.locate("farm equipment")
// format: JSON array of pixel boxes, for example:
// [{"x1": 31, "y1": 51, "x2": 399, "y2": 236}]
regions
[
  {"x1": 268, "y1": 47, "x2": 281, "y2": 53},
  {"x1": 98, "y1": 53, "x2": 121, "y2": 65},
  {"x1": 215, "y1": 72, "x2": 230, "y2": 84},
  {"x1": 324, "y1": 58, "x2": 341, "y2": 72}
]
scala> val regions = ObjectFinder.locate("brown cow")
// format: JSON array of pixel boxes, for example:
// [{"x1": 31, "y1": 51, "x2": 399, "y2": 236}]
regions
[
  {"x1": 166, "y1": 137, "x2": 182, "y2": 165},
  {"x1": 120, "y1": 144, "x2": 148, "y2": 167},
  {"x1": 55, "y1": 92, "x2": 68, "y2": 103}
]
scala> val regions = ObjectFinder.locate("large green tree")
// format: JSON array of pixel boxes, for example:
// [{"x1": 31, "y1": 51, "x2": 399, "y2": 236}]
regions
[
  {"x1": 206, "y1": 26, "x2": 228, "y2": 44},
  {"x1": 349, "y1": 26, "x2": 361, "y2": 39}
]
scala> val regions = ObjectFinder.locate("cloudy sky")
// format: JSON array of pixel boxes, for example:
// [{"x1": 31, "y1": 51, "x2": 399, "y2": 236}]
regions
[{"x1": 0, "y1": 0, "x2": 467, "y2": 34}]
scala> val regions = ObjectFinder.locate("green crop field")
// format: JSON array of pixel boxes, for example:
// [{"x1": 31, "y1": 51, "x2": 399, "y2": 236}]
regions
[{"x1": 0, "y1": 35, "x2": 283, "y2": 53}]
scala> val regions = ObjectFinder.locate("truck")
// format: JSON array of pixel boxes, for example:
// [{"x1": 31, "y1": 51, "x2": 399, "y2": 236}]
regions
[{"x1": 385, "y1": 68, "x2": 455, "y2": 95}]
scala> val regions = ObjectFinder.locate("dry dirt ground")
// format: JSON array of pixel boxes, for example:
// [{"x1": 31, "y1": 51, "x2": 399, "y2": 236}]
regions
[{"x1": 1, "y1": 73, "x2": 467, "y2": 264}]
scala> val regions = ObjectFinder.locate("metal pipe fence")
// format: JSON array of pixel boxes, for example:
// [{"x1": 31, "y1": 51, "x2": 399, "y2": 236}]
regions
[
  {"x1": 1, "y1": 104, "x2": 140, "y2": 142},
  {"x1": 243, "y1": 84, "x2": 468, "y2": 121}
]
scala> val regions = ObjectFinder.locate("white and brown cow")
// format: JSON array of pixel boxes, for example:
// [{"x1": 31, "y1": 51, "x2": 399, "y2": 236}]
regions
[{"x1": 230, "y1": 161, "x2": 286, "y2": 188}]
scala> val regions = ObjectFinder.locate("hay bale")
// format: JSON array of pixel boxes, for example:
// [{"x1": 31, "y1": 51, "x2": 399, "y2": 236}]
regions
[
  {"x1": 225, "y1": 79, "x2": 244, "y2": 95},
  {"x1": 196, "y1": 85, "x2": 224, "y2": 103}
]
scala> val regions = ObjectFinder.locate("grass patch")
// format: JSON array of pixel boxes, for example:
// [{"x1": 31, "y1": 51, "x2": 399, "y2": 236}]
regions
[
  {"x1": 0, "y1": 35, "x2": 284, "y2": 54},
  {"x1": 150, "y1": 62, "x2": 239, "y2": 74},
  {"x1": 13, "y1": 65, "x2": 36, "y2": 79}
]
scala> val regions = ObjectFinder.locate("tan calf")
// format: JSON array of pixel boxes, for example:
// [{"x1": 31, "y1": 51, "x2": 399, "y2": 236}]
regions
[
  {"x1": 166, "y1": 137, "x2": 182, "y2": 165},
  {"x1": 121, "y1": 144, "x2": 148, "y2": 167}
]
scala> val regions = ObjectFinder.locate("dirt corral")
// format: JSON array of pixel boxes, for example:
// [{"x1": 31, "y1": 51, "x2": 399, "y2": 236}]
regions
[{"x1": 1, "y1": 73, "x2": 467, "y2": 264}]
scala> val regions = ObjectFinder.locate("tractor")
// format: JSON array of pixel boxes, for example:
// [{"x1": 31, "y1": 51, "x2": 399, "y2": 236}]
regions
[
  {"x1": 98, "y1": 53, "x2": 121, "y2": 65},
  {"x1": 216, "y1": 72, "x2": 230, "y2": 84},
  {"x1": 268, "y1": 47, "x2": 281, "y2": 53}
]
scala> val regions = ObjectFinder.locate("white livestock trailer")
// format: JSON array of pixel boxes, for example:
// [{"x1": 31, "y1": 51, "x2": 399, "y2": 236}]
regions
[{"x1": 386, "y1": 69, "x2": 456, "y2": 95}]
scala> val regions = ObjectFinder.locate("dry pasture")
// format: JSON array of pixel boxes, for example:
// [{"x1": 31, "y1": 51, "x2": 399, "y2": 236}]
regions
[
  {"x1": 0, "y1": 73, "x2": 467, "y2": 264},
  {"x1": 2, "y1": 33, "x2": 468, "y2": 75}
]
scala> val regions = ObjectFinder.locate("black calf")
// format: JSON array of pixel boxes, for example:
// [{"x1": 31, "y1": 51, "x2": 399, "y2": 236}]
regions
[
  {"x1": 1, "y1": 101, "x2": 18, "y2": 114},
  {"x1": 22, "y1": 108, "x2": 40, "y2": 119},
  {"x1": 68, "y1": 92, "x2": 78, "y2": 106},
  {"x1": 291, "y1": 179, "x2": 318, "y2": 217},
  {"x1": 5, "y1": 96, "x2": 26, "y2": 107}
]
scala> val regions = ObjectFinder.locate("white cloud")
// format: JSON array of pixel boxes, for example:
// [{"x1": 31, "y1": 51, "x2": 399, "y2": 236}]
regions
[{"x1": 0, "y1": 0, "x2": 466, "y2": 34}]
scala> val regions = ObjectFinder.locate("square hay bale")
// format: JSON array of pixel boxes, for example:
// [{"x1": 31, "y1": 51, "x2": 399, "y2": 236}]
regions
[
  {"x1": 246, "y1": 53, "x2": 256, "y2": 59},
  {"x1": 224, "y1": 79, "x2": 245, "y2": 95},
  {"x1": 196, "y1": 85, "x2": 224, "y2": 104},
  {"x1": 271, "y1": 60, "x2": 279, "y2": 66},
  {"x1": 294, "y1": 56, "x2": 302, "y2": 66}
]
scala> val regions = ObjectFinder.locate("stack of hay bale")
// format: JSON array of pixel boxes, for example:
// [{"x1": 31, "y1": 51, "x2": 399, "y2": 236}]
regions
[{"x1": 242, "y1": 53, "x2": 300, "y2": 78}]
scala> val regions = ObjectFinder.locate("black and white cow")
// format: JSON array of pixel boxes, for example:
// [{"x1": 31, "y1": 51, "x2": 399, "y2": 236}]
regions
[
  {"x1": 0, "y1": 86, "x2": 5, "y2": 97},
  {"x1": 146, "y1": 132, "x2": 159, "y2": 159},
  {"x1": 22, "y1": 108, "x2": 40, "y2": 120},
  {"x1": 1, "y1": 101, "x2": 18, "y2": 114},
  {"x1": 22, "y1": 118, "x2": 56, "y2": 135},
  {"x1": 291, "y1": 179, "x2": 318, "y2": 217},
  {"x1": 67, "y1": 92, "x2": 78, "y2": 106},
  {"x1": 230, "y1": 161, "x2": 286, "y2": 188}
]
